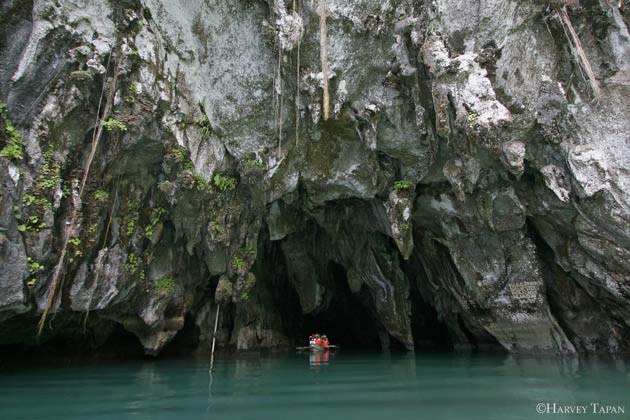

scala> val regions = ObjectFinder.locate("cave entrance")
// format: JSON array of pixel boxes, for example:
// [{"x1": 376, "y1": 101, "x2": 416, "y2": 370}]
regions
[{"x1": 290, "y1": 262, "x2": 405, "y2": 351}]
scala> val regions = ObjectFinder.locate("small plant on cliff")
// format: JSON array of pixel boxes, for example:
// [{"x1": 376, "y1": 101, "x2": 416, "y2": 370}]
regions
[
  {"x1": 144, "y1": 207, "x2": 166, "y2": 240},
  {"x1": 467, "y1": 112, "x2": 479, "y2": 128},
  {"x1": 393, "y1": 180, "x2": 413, "y2": 192},
  {"x1": 172, "y1": 146, "x2": 188, "y2": 162},
  {"x1": 23, "y1": 193, "x2": 52, "y2": 210},
  {"x1": 68, "y1": 237, "x2": 83, "y2": 257},
  {"x1": 27, "y1": 257, "x2": 44, "y2": 287},
  {"x1": 36, "y1": 161, "x2": 61, "y2": 191},
  {"x1": 196, "y1": 114, "x2": 212, "y2": 138},
  {"x1": 245, "y1": 159, "x2": 265, "y2": 169},
  {"x1": 18, "y1": 215, "x2": 46, "y2": 233},
  {"x1": 214, "y1": 174, "x2": 237, "y2": 192},
  {"x1": 193, "y1": 172, "x2": 213, "y2": 193},
  {"x1": 27, "y1": 257, "x2": 45, "y2": 275},
  {"x1": 103, "y1": 118, "x2": 127, "y2": 132},
  {"x1": 0, "y1": 101, "x2": 25, "y2": 161},
  {"x1": 154, "y1": 277, "x2": 175, "y2": 293},
  {"x1": 93, "y1": 190, "x2": 110, "y2": 203},
  {"x1": 231, "y1": 257, "x2": 246, "y2": 272},
  {"x1": 126, "y1": 219, "x2": 136, "y2": 237}
]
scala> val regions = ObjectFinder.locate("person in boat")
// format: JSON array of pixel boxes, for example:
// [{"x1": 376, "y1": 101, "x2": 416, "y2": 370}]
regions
[{"x1": 321, "y1": 335, "x2": 330, "y2": 348}]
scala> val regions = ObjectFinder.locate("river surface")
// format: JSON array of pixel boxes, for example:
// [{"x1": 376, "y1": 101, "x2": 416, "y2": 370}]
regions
[{"x1": 1, "y1": 352, "x2": 629, "y2": 419}]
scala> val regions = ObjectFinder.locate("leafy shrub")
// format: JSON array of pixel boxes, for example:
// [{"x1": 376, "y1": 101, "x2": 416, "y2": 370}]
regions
[
  {"x1": 214, "y1": 174, "x2": 237, "y2": 191},
  {"x1": 245, "y1": 159, "x2": 264, "y2": 169},
  {"x1": 231, "y1": 257, "x2": 245, "y2": 271},
  {"x1": 393, "y1": 180, "x2": 413, "y2": 192},
  {"x1": 0, "y1": 101, "x2": 24, "y2": 161},
  {"x1": 93, "y1": 190, "x2": 110, "y2": 202},
  {"x1": 154, "y1": 277, "x2": 175, "y2": 293},
  {"x1": 145, "y1": 207, "x2": 166, "y2": 239},
  {"x1": 196, "y1": 114, "x2": 211, "y2": 138},
  {"x1": 103, "y1": 118, "x2": 127, "y2": 132}
]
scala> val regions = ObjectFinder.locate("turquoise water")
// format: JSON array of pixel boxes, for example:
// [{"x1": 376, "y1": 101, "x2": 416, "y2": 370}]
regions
[{"x1": 1, "y1": 352, "x2": 629, "y2": 420}]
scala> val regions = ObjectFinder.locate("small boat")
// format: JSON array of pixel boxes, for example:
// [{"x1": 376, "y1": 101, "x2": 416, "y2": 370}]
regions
[
  {"x1": 296, "y1": 344, "x2": 338, "y2": 352},
  {"x1": 309, "y1": 344, "x2": 328, "y2": 352}
]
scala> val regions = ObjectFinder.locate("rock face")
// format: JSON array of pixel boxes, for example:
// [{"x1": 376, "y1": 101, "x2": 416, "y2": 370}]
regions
[{"x1": 0, "y1": 0, "x2": 629, "y2": 356}]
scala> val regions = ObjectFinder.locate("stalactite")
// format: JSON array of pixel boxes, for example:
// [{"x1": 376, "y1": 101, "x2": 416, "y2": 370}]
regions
[{"x1": 319, "y1": 0, "x2": 330, "y2": 121}]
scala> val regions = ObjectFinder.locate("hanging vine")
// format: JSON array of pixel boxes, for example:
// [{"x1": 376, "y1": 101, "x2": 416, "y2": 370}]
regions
[{"x1": 319, "y1": 0, "x2": 330, "y2": 121}]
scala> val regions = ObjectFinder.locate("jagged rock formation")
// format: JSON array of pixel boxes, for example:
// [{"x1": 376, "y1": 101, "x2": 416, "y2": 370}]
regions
[{"x1": 1, "y1": 0, "x2": 629, "y2": 356}]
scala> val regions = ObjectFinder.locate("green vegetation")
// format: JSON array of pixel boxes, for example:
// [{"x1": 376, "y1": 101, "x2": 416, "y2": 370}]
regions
[
  {"x1": 69, "y1": 70, "x2": 93, "y2": 82},
  {"x1": 244, "y1": 246, "x2": 256, "y2": 256},
  {"x1": 125, "y1": 82, "x2": 139, "y2": 104},
  {"x1": 103, "y1": 118, "x2": 127, "y2": 132},
  {"x1": 154, "y1": 277, "x2": 175, "y2": 293},
  {"x1": 27, "y1": 256, "x2": 44, "y2": 286},
  {"x1": 467, "y1": 112, "x2": 478, "y2": 128},
  {"x1": 145, "y1": 207, "x2": 166, "y2": 240},
  {"x1": 37, "y1": 162, "x2": 61, "y2": 191},
  {"x1": 93, "y1": 190, "x2": 110, "y2": 203},
  {"x1": 68, "y1": 237, "x2": 83, "y2": 259},
  {"x1": 17, "y1": 215, "x2": 46, "y2": 233},
  {"x1": 0, "y1": 101, "x2": 25, "y2": 161},
  {"x1": 193, "y1": 172, "x2": 213, "y2": 193},
  {"x1": 231, "y1": 256, "x2": 245, "y2": 271},
  {"x1": 28, "y1": 257, "x2": 45, "y2": 274},
  {"x1": 123, "y1": 253, "x2": 141, "y2": 274},
  {"x1": 214, "y1": 174, "x2": 237, "y2": 191},
  {"x1": 393, "y1": 180, "x2": 413, "y2": 192},
  {"x1": 172, "y1": 146, "x2": 188, "y2": 162},
  {"x1": 245, "y1": 159, "x2": 265, "y2": 169},
  {"x1": 240, "y1": 291, "x2": 250, "y2": 302},
  {"x1": 131, "y1": 21, "x2": 144, "y2": 36},
  {"x1": 23, "y1": 193, "x2": 52, "y2": 210},
  {"x1": 196, "y1": 114, "x2": 211, "y2": 138},
  {"x1": 210, "y1": 223, "x2": 225, "y2": 236},
  {"x1": 126, "y1": 218, "x2": 136, "y2": 237}
]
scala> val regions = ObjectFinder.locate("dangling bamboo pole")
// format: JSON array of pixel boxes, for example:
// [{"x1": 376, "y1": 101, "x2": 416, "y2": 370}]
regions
[
  {"x1": 209, "y1": 304, "x2": 221, "y2": 370},
  {"x1": 319, "y1": 0, "x2": 330, "y2": 121}
]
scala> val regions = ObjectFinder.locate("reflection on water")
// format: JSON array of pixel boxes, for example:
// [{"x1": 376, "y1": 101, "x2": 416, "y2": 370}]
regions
[
  {"x1": 309, "y1": 349, "x2": 332, "y2": 367},
  {"x1": 1, "y1": 352, "x2": 629, "y2": 420}
]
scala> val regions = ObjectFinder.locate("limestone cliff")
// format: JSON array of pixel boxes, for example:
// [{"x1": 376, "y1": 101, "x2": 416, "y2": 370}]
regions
[{"x1": 1, "y1": 0, "x2": 629, "y2": 356}]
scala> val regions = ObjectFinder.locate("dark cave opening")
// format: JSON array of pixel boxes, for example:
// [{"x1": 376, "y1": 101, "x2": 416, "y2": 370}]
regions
[
  {"x1": 257, "y1": 219, "x2": 458, "y2": 353},
  {"x1": 290, "y1": 261, "x2": 388, "y2": 351},
  {"x1": 0, "y1": 317, "x2": 148, "y2": 368}
]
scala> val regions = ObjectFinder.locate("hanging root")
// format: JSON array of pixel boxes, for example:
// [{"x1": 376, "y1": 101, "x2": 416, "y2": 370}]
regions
[
  {"x1": 557, "y1": 7, "x2": 601, "y2": 102},
  {"x1": 319, "y1": 0, "x2": 330, "y2": 121},
  {"x1": 294, "y1": 0, "x2": 301, "y2": 147},
  {"x1": 37, "y1": 53, "x2": 119, "y2": 336},
  {"x1": 277, "y1": 48, "x2": 283, "y2": 156}
]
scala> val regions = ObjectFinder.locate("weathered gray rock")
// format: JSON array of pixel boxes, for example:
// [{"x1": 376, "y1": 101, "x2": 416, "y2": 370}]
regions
[{"x1": 0, "y1": 0, "x2": 629, "y2": 356}]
